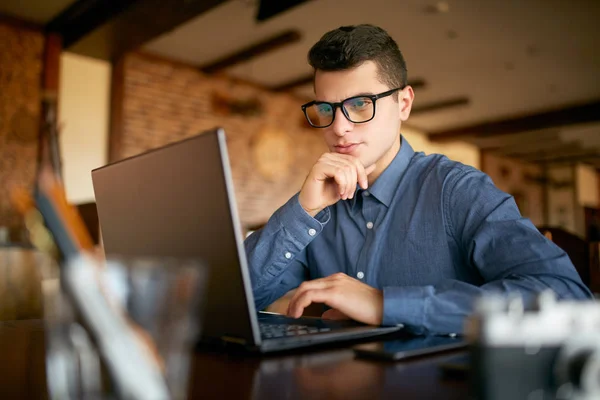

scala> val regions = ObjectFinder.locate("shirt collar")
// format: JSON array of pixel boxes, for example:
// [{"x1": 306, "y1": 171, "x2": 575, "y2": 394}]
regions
[{"x1": 367, "y1": 135, "x2": 415, "y2": 207}]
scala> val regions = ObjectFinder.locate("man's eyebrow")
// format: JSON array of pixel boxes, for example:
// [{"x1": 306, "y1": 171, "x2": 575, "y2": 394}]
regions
[
  {"x1": 349, "y1": 92, "x2": 375, "y2": 98},
  {"x1": 315, "y1": 92, "x2": 376, "y2": 102}
]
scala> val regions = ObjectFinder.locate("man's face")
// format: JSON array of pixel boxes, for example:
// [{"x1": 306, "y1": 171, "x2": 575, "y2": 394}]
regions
[{"x1": 313, "y1": 61, "x2": 413, "y2": 172}]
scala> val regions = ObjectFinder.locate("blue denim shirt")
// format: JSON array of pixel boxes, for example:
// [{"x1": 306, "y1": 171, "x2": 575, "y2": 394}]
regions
[{"x1": 244, "y1": 136, "x2": 592, "y2": 334}]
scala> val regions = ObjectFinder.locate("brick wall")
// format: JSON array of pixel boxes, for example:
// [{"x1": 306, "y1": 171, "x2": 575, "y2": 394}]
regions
[
  {"x1": 118, "y1": 53, "x2": 327, "y2": 228},
  {"x1": 0, "y1": 22, "x2": 44, "y2": 238}
]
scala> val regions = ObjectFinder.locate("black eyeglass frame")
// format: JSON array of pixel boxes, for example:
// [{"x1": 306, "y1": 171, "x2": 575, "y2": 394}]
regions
[{"x1": 301, "y1": 87, "x2": 403, "y2": 128}]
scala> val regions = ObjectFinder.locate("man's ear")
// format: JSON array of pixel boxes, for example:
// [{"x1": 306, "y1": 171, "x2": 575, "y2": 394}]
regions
[{"x1": 399, "y1": 86, "x2": 415, "y2": 121}]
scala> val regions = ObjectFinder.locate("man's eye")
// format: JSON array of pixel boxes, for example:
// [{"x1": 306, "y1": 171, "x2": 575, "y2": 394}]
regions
[
  {"x1": 348, "y1": 98, "x2": 370, "y2": 108},
  {"x1": 317, "y1": 105, "x2": 332, "y2": 114}
]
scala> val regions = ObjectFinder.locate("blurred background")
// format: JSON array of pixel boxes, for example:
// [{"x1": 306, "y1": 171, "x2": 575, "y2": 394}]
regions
[{"x1": 0, "y1": 0, "x2": 599, "y2": 288}]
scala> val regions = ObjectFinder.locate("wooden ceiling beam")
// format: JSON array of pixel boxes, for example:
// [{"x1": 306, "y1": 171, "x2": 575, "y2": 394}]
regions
[
  {"x1": 200, "y1": 30, "x2": 302, "y2": 74},
  {"x1": 45, "y1": 0, "x2": 138, "y2": 48},
  {"x1": 521, "y1": 146, "x2": 600, "y2": 163},
  {"x1": 492, "y1": 137, "x2": 567, "y2": 157},
  {"x1": 532, "y1": 154, "x2": 600, "y2": 166},
  {"x1": 46, "y1": 0, "x2": 227, "y2": 61},
  {"x1": 0, "y1": 10, "x2": 42, "y2": 31},
  {"x1": 428, "y1": 99, "x2": 600, "y2": 142},
  {"x1": 470, "y1": 129, "x2": 561, "y2": 149},
  {"x1": 407, "y1": 78, "x2": 426, "y2": 91},
  {"x1": 256, "y1": 0, "x2": 311, "y2": 22}
]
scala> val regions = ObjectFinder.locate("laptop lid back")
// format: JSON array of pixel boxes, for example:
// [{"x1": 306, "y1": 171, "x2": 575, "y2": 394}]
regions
[{"x1": 91, "y1": 128, "x2": 261, "y2": 346}]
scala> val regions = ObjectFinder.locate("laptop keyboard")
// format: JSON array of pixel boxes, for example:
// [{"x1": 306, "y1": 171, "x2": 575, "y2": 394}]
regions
[
  {"x1": 257, "y1": 312, "x2": 371, "y2": 340},
  {"x1": 260, "y1": 323, "x2": 332, "y2": 339}
]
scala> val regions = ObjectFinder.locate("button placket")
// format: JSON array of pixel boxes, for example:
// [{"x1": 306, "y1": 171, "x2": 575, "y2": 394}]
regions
[{"x1": 356, "y1": 193, "x2": 377, "y2": 286}]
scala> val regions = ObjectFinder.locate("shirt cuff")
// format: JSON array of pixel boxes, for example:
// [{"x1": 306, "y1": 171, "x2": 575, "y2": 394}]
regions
[
  {"x1": 382, "y1": 286, "x2": 428, "y2": 328},
  {"x1": 274, "y1": 193, "x2": 330, "y2": 246}
]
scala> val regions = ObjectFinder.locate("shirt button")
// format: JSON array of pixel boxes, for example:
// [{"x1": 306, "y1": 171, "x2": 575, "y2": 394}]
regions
[
  {"x1": 285, "y1": 252, "x2": 292, "y2": 259},
  {"x1": 366, "y1": 221, "x2": 374, "y2": 229},
  {"x1": 308, "y1": 228, "x2": 316, "y2": 236},
  {"x1": 363, "y1": 191, "x2": 370, "y2": 197},
  {"x1": 357, "y1": 271, "x2": 365, "y2": 279}
]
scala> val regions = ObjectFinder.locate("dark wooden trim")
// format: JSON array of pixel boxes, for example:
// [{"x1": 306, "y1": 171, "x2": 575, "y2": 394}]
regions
[
  {"x1": 37, "y1": 32, "x2": 63, "y2": 180},
  {"x1": 480, "y1": 134, "x2": 563, "y2": 155},
  {"x1": 542, "y1": 163, "x2": 550, "y2": 225},
  {"x1": 411, "y1": 97, "x2": 469, "y2": 115},
  {"x1": 49, "y1": 0, "x2": 226, "y2": 61},
  {"x1": 528, "y1": 152, "x2": 600, "y2": 165},
  {"x1": 42, "y1": 33, "x2": 62, "y2": 95},
  {"x1": 470, "y1": 129, "x2": 561, "y2": 151},
  {"x1": 598, "y1": 171, "x2": 600, "y2": 208},
  {"x1": 496, "y1": 139, "x2": 568, "y2": 158},
  {"x1": 516, "y1": 142, "x2": 587, "y2": 162},
  {"x1": 571, "y1": 163, "x2": 579, "y2": 235},
  {"x1": 429, "y1": 99, "x2": 600, "y2": 142},
  {"x1": 407, "y1": 78, "x2": 426, "y2": 91},
  {"x1": 200, "y1": 30, "x2": 302, "y2": 74},
  {"x1": 256, "y1": 0, "x2": 310, "y2": 21},
  {"x1": 134, "y1": 50, "x2": 201, "y2": 73},
  {"x1": 109, "y1": 56, "x2": 126, "y2": 162},
  {"x1": 45, "y1": 0, "x2": 139, "y2": 48},
  {"x1": 0, "y1": 11, "x2": 43, "y2": 32}
]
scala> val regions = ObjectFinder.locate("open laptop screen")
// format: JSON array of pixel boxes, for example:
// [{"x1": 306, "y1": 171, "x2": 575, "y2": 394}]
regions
[{"x1": 92, "y1": 128, "x2": 260, "y2": 345}]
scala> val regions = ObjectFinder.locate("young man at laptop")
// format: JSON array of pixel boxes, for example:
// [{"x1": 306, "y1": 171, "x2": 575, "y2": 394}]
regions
[{"x1": 244, "y1": 24, "x2": 592, "y2": 334}]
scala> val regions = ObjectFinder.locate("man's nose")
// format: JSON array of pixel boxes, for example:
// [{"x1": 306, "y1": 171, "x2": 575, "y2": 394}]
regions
[{"x1": 331, "y1": 107, "x2": 353, "y2": 137}]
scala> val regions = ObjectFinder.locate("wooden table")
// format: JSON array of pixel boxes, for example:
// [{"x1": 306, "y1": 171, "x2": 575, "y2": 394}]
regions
[
  {"x1": 0, "y1": 320, "x2": 48, "y2": 399},
  {"x1": 0, "y1": 320, "x2": 470, "y2": 399}
]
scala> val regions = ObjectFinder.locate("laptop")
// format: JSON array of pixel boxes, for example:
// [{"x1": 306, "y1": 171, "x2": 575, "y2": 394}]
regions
[{"x1": 91, "y1": 128, "x2": 402, "y2": 352}]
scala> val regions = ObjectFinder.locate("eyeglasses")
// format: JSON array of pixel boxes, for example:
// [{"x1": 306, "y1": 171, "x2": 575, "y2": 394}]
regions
[{"x1": 301, "y1": 87, "x2": 402, "y2": 128}]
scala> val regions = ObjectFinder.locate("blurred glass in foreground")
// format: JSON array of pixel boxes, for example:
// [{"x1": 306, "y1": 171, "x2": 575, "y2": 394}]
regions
[{"x1": 44, "y1": 255, "x2": 207, "y2": 400}]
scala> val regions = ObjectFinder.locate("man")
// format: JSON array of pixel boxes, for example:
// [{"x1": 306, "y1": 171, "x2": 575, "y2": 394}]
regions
[{"x1": 244, "y1": 24, "x2": 592, "y2": 334}]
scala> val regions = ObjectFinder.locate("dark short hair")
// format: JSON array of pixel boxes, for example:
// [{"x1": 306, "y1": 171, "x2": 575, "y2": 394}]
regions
[{"x1": 308, "y1": 24, "x2": 407, "y2": 93}]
